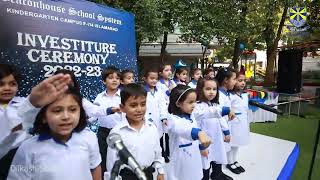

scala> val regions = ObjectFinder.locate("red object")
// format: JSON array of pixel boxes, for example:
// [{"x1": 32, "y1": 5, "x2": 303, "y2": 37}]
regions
[{"x1": 242, "y1": 50, "x2": 256, "y2": 55}]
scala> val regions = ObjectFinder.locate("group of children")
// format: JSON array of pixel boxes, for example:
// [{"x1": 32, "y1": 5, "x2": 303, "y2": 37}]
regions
[{"x1": 0, "y1": 62, "x2": 250, "y2": 180}]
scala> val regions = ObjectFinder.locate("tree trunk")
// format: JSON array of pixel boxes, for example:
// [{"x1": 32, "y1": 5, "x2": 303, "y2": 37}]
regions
[
  {"x1": 231, "y1": 0, "x2": 248, "y2": 70},
  {"x1": 136, "y1": 35, "x2": 143, "y2": 80},
  {"x1": 201, "y1": 46, "x2": 207, "y2": 70},
  {"x1": 264, "y1": 47, "x2": 276, "y2": 86},
  {"x1": 232, "y1": 38, "x2": 241, "y2": 69},
  {"x1": 160, "y1": 31, "x2": 168, "y2": 63},
  {"x1": 264, "y1": 4, "x2": 288, "y2": 86}
]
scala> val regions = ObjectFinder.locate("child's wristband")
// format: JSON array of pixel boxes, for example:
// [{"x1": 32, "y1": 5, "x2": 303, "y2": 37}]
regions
[
  {"x1": 222, "y1": 107, "x2": 230, "y2": 116},
  {"x1": 223, "y1": 130, "x2": 230, "y2": 136},
  {"x1": 199, "y1": 144, "x2": 207, "y2": 150},
  {"x1": 106, "y1": 107, "x2": 114, "y2": 115},
  {"x1": 191, "y1": 128, "x2": 201, "y2": 140}
]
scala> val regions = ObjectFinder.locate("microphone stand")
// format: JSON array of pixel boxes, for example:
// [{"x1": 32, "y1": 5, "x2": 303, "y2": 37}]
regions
[
  {"x1": 248, "y1": 100, "x2": 284, "y2": 115},
  {"x1": 110, "y1": 160, "x2": 123, "y2": 180}
]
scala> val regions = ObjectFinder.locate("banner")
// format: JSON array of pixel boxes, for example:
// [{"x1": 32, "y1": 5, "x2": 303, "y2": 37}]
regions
[{"x1": 0, "y1": 0, "x2": 137, "y2": 100}]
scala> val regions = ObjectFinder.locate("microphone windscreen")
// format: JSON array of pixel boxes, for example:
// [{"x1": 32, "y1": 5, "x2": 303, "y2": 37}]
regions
[{"x1": 107, "y1": 133, "x2": 122, "y2": 149}]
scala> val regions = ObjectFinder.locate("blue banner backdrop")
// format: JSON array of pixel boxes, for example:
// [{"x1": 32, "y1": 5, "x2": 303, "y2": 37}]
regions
[{"x1": 0, "y1": 0, "x2": 137, "y2": 100}]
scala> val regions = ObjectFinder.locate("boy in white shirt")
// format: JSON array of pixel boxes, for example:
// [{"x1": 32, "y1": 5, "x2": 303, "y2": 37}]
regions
[
  {"x1": 106, "y1": 83, "x2": 165, "y2": 180},
  {"x1": 94, "y1": 66, "x2": 121, "y2": 175}
]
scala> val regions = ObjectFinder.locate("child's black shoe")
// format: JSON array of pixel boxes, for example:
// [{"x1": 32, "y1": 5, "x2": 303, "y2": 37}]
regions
[
  {"x1": 234, "y1": 161, "x2": 245, "y2": 173},
  {"x1": 226, "y1": 164, "x2": 241, "y2": 174}
]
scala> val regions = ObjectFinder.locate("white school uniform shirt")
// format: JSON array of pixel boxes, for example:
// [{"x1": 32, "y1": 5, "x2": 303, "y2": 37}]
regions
[
  {"x1": 193, "y1": 102, "x2": 228, "y2": 167},
  {"x1": 0, "y1": 97, "x2": 25, "y2": 141},
  {"x1": 100, "y1": 112, "x2": 126, "y2": 129},
  {"x1": 230, "y1": 92, "x2": 250, "y2": 146},
  {"x1": 93, "y1": 89, "x2": 121, "y2": 128},
  {"x1": 166, "y1": 114, "x2": 203, "y2": 180},
  {"x1": 7, "y1": 128, "x2": 101, "y2": 180},
  {"x1": 82, "y1": 98, "x2": 110, "y2": 122},
  {"x1": 156, "y1": 78, "x2": 176, "y2": 106},
  {"x1": 187, "y1": 80, "x2": 197, "y2": 89},
  {"x1": 0, "y1": 97, "x2": 33, "y2": 159},
  {"x1": 0, "y1": 130, "x2": 31, "y2": 159},
  {"x1": 16, "y1": 96, "x2": 41, "y2": 130},
  {"x1": 144, "y1": 85, "x2": 168, "y2": 136},
  {"x1": 219, "y1": 88, "x2": 232, "y2": 152},
  {"x1": 105, "y1": 119, "x2": 165, "y2": 179}
]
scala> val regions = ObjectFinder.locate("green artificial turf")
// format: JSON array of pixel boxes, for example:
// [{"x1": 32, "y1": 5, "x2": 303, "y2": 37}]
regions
[{"x1": 250, "y1": 105, "x2": 320, "y2": 180}]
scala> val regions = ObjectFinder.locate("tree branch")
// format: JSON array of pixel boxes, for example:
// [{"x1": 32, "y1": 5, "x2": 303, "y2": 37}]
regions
[{"x1": 273, "y1": 1, "x2": 288, "y2": 49}]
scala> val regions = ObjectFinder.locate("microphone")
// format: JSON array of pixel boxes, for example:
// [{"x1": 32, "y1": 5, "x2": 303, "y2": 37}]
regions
[
  {"x1": 107, "y1": 133, "x2": 147, "y2": 180},
  {"x1": 249, "y1": 100, "x2": 283, "y2": 115}
]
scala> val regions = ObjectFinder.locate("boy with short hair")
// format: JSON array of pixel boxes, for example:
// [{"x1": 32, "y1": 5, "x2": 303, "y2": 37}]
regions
[
  {"x1": 106, "y1": 83, "x2": 165, "y2": 180},
  {"x1": 103, "y1": 69, "x2": 135, "y2": 137},
  {"x1": 94, "y1": 66, "x2": 121, "y2": 175}
]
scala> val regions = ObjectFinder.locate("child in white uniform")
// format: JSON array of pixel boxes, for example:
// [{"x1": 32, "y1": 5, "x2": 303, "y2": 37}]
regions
[
  {"x1": 216, "y1": 68, "x2": 239, "y2": 176},
  {"x1": 0, "y1": 65, "x2": 25, "y2": 143},
  {"x1": 94, "y1": 66, "x2": 121, "y2": 175},
  {"x1": 143, "y1": 68, "x2": 170, "y2": 163},
  {"x1": 156, "y1": 64, "x2": 175, "y2": 106},
  {"x1": 193, "y1": 78, "x2": 235, "y2": 180},
  {"x1": 105, "y1": 83, "x2": 165, "y2": 180},
  {"x1": 156, "y1": 64, "x2": 175, "y2": 162},
  {"x1": 99, "y1": 69, "x2": 137, "y2": 142},
  {"x1": 166, "y1": 85, "x2": 211, "y2": 180},
  {"x1": 228, "y1": 72, "x2": 250, "y2": 173},
  {"x1": 1, "y1": 73, "x2": 71, "y2": 160},
  {"x1": 7, "y1": 86, "x2": 101, "y2": 180},
  {"x1": 100, "y1": 69, "x2": 136, "y2": 137},
  {"x1": 0, "y1": 64, "x2": 29, "y2": 179},
  {"x1": 143, "y1": 68, "x2": 168, "y2": 137},
  {"x1": 188, "y1": 68, "x2": 202, "y2": 89}
]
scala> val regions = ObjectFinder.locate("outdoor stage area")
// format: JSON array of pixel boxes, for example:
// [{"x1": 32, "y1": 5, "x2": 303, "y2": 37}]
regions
[
  {"x1": 223, "y1": 133, "x2": 299, "y2": 180},
  {"x1": 157, "y1": 132, "x2": 299, "y2": 180}
]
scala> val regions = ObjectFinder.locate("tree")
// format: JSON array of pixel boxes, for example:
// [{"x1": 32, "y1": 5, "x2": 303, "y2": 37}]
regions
[
  {"x1": 177, "y1": 1, "x2": 241, "y2": 68},
  {"x1": 95, "y1": 0, "x2": 163, "y2": 55},
  {"x1": 94, "y1": 0, "x2": 305, "y2": 86},
  {"x1": 307, "y1": 0, "x2": 320, "y2": 39},
  {"x1": 262, "y1": 1, "x2": 288, "y2": 86},
  {"x1": 231, "y1": 0, "x2": 248, "y2": 69},
  {"x1": 259, "y1": 0, "x2": 303, "y2": 86},
  {"x1": 178, "y1": 0, "x2": 264, "y2": 68},
  {"x1": 157, "y1": 0, "x2": 183, "y2": 63},
  {"x1": 94, "y1": 0, "x2": 163, "y2": 78}
]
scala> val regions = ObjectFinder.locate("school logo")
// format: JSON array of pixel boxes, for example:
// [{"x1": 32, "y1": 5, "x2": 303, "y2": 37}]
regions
[{"x1": 289, "y1": 7, "x2": 307, "y2": 28}]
